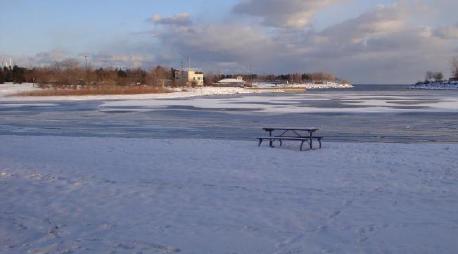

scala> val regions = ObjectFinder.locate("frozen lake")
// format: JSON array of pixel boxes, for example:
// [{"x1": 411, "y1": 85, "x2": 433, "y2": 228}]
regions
[
  {"x1": 2, "y1": 86, "x2": 458, "y2": 253},
  {"x1": 1, "y1": 85, "x2": 458, "y2": 143}
]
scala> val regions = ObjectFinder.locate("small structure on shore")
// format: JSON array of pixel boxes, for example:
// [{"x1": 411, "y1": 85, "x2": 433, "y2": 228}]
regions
[
  {"x1": 173, "y1": 68, "x2": 204, "y2": 86},
  {"x1": 215, "y1": 76, "x2": 246, "y2": 87}
]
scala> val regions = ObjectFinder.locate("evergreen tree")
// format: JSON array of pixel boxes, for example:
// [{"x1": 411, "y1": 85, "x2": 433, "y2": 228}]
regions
[
  {"x1": 0, "y1": 67, "x2": 4, "y2": 83},
  {"x1": 12, "y1": 65, "x2": 26, "y2": 83},
  {"x1": 4, "y1": 67, "x2": 12, "y2": 82}
]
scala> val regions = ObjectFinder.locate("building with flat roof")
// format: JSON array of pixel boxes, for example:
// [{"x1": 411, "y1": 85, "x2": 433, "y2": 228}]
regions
[
  {"x1": 215, "y1": 76, "x2": 246, "y2": 87},
  {"x1": 173, "y1": 68, "x2": 204, "y2": 86}
]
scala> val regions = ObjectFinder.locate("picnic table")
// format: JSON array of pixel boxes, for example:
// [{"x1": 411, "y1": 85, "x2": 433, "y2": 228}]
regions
[{"x1": 258, "y1": 127, "x2": 322, "y2": 151}]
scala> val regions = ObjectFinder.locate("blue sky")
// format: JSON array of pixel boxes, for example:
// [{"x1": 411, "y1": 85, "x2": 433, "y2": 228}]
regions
[
  {"x1": 0, "y1": 0, "x2": 393, "y2": 55},
  {"x1": 1, "y1": 0, "x2": 457, "y2": 83},
  {"x1": 1, "y1": 0, "x2": 235, "y2": 54}
]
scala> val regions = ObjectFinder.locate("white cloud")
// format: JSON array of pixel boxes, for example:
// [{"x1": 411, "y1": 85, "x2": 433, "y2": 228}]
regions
[
  {"x1": 150, "y1": 13, "x2": 192, "y2": 27},
  {"x1": 8, "y1": 0, "x2": 458, "y2": 83},
  {"x1": 434, "y1": 24, "x2": 458, "y2": 39},
  {"x1": 3, "y1": 49, "x2": 70, "y2": 67},
  {"x1": 152, "y1": 22, "x2": 281, "y2": 73},
  {"x1": 233, "y1": 0, "x2": 343, "y2": 28},
  {"x1": 162, "y1": 2, "x2": 457, "y2": 83}
]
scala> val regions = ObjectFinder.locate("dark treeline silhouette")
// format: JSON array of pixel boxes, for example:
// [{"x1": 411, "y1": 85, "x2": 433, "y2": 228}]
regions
[
  {"x1": 425, "y1": 71, "x2": 444, "y2": 82},
  {"x1": 204, "y1": 72, "x2": 344, "y2": 86},
  {"x1": 421, "y1": 56, "x2": 458, "y2": 83},
  {"x1": 58, "y1": 65, "x2": 173, "y2": 87},
  {"x1": 0, "y1": 66, "x2": 28, "y2": 84},
  {"x1": 0, "y1": 63, "x2": 175, "y2": 87}
]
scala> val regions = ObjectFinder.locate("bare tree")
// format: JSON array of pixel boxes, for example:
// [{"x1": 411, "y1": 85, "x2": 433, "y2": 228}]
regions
[
  {"x1": 433, "y1": 72, "x2": 443, "y2": 82},
  {"x1": 59, "y1": 58, "x2": 80, "y2": 69},
  {"x1": 425, "y1": 71, "x2": 434, "y2": 82},
  {"x1": 452, "y1": 57, "x2": 458, "y2": 79}
]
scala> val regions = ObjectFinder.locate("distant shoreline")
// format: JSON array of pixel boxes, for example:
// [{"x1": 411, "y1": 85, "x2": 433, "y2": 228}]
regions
[
  {"x1": 0, "y1": 82, "x2": 353, "y2": 101},
  {"x1": 410, "y1": 81, "x2": 458, "y2": 90}
]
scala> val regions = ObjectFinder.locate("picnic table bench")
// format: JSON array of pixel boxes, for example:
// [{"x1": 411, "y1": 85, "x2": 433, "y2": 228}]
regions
[{"x1": 258, "y1": 127, "x2": 322, "y2": 151}]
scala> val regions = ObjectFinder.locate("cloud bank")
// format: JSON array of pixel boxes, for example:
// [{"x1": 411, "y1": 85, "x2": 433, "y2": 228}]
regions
[
  {"x1": 233, "y1": 0, "x2": 343, "y2": 28},
  {"x1": 6, "y1": 0, "x2": 458, "y2": 84},
  {"x1": 150, "y1": 13, "x2": 192, "y2": 27}
]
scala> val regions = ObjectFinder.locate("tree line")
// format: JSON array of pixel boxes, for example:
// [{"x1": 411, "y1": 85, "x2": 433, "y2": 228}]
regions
[
  {"x1": 1, "y1": 59, "x2": 346, "y2": 87},
  {"x1": 0, "y1": 62, "x2": 175, "y2": 87},
  {"x1": 204, "y1": 72, "x2": 345, "y2": 85},
  {"x1": 424, "y1": 57, "x2": 458, "y2": 82},
  {"x1": 0, "y1": 66, "x2": 28, "y2": 84}
]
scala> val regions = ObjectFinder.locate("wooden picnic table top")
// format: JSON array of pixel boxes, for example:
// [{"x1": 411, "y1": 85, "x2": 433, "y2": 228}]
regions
[{"x1": 262, "y1": 127, "x2": 319, "y2": 132}]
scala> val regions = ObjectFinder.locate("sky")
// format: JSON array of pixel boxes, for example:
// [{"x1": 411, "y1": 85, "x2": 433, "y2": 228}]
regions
[{"x1": 1, "y1": 0, "x2": 458, "y2": 84}]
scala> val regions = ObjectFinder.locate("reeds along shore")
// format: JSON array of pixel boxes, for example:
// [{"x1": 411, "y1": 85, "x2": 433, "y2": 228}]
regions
[{"x1": 16, "y1": 85, "x2": 170, "y2": 96}]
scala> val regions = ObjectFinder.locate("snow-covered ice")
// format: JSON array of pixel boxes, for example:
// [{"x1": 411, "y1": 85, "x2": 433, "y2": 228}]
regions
[
  {"x1": 99, "y1": 93, "x2": 458, "y2": 114},
  {"x1": 1, "y1": 136, "x2": 457, "y2": 253},
  {"x1": 3, "y1": 83, "x2": 458, "y2": 114}
]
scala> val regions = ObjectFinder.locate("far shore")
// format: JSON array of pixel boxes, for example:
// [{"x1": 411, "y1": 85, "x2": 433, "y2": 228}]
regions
[
  {"x1": 0, "y1": 83, "x2": 285, "y2": 101},
  {"x1": 0, "y1": 82, "x2": 352, "y2": 101}
]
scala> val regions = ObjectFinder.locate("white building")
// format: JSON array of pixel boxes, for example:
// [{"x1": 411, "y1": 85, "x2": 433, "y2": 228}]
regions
[
  {"x1": 215, "y1": 76, "x2": 246, "y2": 87},
  {"x1": 174, "y1": 69, "x2": 204, "y2": 86}
]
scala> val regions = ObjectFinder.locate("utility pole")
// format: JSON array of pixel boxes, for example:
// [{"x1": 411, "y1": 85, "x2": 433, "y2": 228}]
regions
[{"x1": 84, "y1": 56, "x2": 88, "y2": 84}]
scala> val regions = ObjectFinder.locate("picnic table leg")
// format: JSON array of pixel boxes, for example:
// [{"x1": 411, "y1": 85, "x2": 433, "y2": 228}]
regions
[
  {"x1": 300, "y1": 140, "x2": 305, "y2": 151},
  {"x1": 258, "y1": 138, "x2": 263, "y2": 147},
  {"x1": 269, "y1": 130, "x2": 274, "y2": 147},
  {"x1": 309, "y1": 132, "x2": 313, "y2": 149}
]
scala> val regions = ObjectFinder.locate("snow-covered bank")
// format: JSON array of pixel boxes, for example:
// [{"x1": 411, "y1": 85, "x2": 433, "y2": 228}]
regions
[
  {"x1": 1, "y1": 136, "x2": 457, "y2": 253},
  {"x1": 410, "y1": 82, "x2": 458, "y2": 90},
  {"x1": 0, "y1": 83, "x2": 40, "y2": 97},
  {"x1": 254, "y1": 81, "x2": 353, "y2": 89},
  {"x1": 0, "y1": 82, "x2": 353, "y2": 102},
  {"x1": 0, "y1": 83, "x2": 281, "y2": 102}
]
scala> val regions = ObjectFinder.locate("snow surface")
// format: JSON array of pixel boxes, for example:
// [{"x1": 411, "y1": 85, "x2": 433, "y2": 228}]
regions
[
  {"x1": 1, "y1": 136, "x2": 457, "y2": 253},
  {"x1": 254, "y1": 82, "x2": 353, "y2": 89},
  {"x1": 0, "y1": 83, "x2": 40, "y2": 97},
  {"x1": 99, "y1": 93, "x2": 458, "y2": 114}
]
